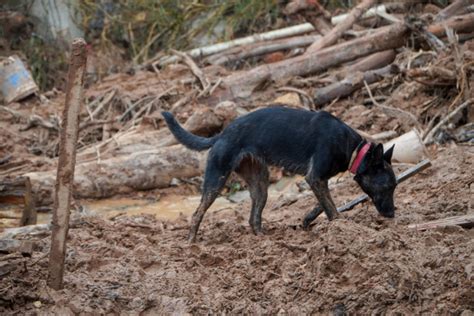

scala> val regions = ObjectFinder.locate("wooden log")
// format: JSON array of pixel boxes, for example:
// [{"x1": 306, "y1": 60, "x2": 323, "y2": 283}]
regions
[
  {"x1": 206, "y1": 35, "x2": 321, "y2": 66},
  {"x1": 27, "y1": 145, "x2": 206, "y2": 206},
  {"x1": 338, "y1": 50, "x2": 397, "y2": 78},
  {"x1": 48, "y1": 38, "x2": 87, "y2": 290},
  {"x1": 434, "y1": 0, "x2": 474, "y2": 22},
  {"x1": 313, "y1": 62, "x2": 398, "y2": 107},
  {"x1": 158, "y1": 23, "x2": 316, "y2": 66},
  {"x1": 427, "y1": 12, "x2": 474, "y2": 37},
  {"x1": 408, "y1": 214, "x2": 474, "y2": 230},
  {"x1": 0, "y1": 223, "x2": 51, "y2": 239},
  {"x1": 306, "y1": 0, "x2": 377, "y2": 54},
  {"x1": 222, "y1": 23, "x2": 409, "y2": 99}
]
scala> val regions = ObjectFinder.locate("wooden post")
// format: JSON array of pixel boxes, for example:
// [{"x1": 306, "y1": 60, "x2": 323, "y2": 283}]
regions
[{"x1": 47, "y1": 38, "x2": 87, "y2": 290}]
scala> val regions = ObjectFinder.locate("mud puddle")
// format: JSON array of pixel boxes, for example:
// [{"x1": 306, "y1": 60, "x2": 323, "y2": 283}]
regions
[{"x1": 0, "y1": 176, "x2": 303, "y2": 228}]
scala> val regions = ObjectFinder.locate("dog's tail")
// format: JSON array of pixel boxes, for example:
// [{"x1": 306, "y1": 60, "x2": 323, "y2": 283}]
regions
[{"x1": 161, "y1": 112, "x2": 217, "y2": 151}]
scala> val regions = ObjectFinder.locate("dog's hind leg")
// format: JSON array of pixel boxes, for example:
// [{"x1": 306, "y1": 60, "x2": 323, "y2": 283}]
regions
[
  {"x1": 235, "y1": 157, "x2": 269, "y2": 235},
  {"x1": 188, "y1": 154, "x2": 231, "y2": 243}
]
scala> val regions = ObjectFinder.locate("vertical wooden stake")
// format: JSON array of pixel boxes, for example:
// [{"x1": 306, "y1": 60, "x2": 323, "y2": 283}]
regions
[{"x1": 47, "y1": 38, "x2": 87, "y2": 290}]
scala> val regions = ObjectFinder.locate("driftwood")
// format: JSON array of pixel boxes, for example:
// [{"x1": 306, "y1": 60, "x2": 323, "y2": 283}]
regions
[
  {"x1": 306, "y1": 0, "x2": 377, "y2": 54},
  {"x1": 313, "y1": 63, "x2": 398, "y2": 107},
  {"x1": 408, "y1": 214, "x2": 474, "y2": 230},
  {"x1": 27, "y1": 145, "x2": 206, "y2": 206}
]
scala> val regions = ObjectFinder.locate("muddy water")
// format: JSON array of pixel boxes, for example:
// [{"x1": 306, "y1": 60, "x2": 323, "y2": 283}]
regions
[{"x1": 0, "y1": 176, "x2": 303, "y2": 227}]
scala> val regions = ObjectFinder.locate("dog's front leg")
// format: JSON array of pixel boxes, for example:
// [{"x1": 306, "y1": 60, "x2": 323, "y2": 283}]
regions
[{"x1": 306, "y1": 178, "x2": 339, "y2": 221}]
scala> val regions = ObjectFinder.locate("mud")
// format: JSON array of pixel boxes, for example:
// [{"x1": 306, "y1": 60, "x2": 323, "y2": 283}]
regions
[{"x1": 1, "y1": 145, "x2": 472, "y2": 315}]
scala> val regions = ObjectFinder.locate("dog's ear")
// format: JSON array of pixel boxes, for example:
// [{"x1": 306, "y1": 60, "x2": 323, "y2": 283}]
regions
[
  {"x1": 384, "y1": 144, "x2": 395, "y2": 164},
  {"x1": 372, "y1": 143, "x2": 384, "y2": 162}
]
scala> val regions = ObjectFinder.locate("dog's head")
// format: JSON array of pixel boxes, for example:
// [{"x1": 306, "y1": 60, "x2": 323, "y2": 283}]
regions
[{"x1": 354, "y1": 144, "x2": 397, "y2": 218}]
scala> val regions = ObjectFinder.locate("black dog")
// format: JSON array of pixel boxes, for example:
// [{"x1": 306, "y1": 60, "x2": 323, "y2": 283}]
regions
[{"x1": 162, "y1": 106, "x2": 396, "y2": 242}]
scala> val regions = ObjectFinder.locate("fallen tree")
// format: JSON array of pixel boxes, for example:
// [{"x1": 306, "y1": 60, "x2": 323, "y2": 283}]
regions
[{"x1": 27, "y1": 145, "x2": 206, "y2": 205}]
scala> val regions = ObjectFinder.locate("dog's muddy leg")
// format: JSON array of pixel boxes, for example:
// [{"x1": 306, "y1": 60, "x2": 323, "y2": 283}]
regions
[
  {"x1": 306, "y1": 178, "x2": 339, "y2": 221},
  {"x1": 189, "y1": 155, "x2": 231, "y2": 243},
  {"x1": 236, "y1": 158, "x2": 269, "y2": 235},
  {"x1": 302, "y1": 206, "x2": 324, "y2": 229}
]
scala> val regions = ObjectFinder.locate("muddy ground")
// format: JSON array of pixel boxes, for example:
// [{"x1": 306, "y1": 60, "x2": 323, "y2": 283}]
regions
[{"x1": 1, "y1": 141, "x2": 473, "y2": 314}]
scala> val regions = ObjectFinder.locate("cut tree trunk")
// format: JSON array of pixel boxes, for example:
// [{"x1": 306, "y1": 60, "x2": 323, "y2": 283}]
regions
[
  {"x1": 27, "y1": 145, "x2": 206, "y2": 206},
  {"x1": 313, "y1": 64, "x2": 399, "y2": 107},
  {"x1": 306, "y1": 0, "x2": 377, "y2": 54}
]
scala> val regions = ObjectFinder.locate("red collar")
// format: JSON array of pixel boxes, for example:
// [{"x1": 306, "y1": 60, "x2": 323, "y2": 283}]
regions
[{"x1": 349, "y1": 143, "x2": 371, "y2": 174}]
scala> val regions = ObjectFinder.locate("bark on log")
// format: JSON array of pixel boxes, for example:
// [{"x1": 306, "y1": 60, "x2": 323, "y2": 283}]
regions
[
  {"x1": 427, "y1": 12, "x2": 474, "y2": 37},
  {"x1": 27, "y1": 145, "x2": 206, "y2": 206},
  {"x1": 222, "y1": 23, "x2": 409, "y2": 99},
  {"x1": 334, "y1": 49, "x2": 396, "y2": 79},
  {"x1": 158, "y1": 23, "x2": 316, "y2": 66},
  {"x1": 306, "y1": 0, "x2": 377, "y2": 54},
  {"x1": 434, "y1": 0, "x2": 474, "y2": 22},
  {"x1": 313, "y1": 64, "x2": 399, "y2": 107},
  {"x1": 207, "y1": 35, "x2": 321, "y2": 66}
]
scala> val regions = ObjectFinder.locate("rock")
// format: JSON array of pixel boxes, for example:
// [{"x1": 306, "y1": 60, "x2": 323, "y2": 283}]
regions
[{"x1": 273, "y1": 93, "x2": 302, "y2": 108}]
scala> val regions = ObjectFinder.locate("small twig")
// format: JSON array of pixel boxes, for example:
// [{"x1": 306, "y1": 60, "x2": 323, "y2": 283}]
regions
[
  {"x1": 364, "y1": 80, "x2": 420, "y2": 127},
  {"x1": 90, "y1": 89, "x2": 116, "y2": 120},
  {"x1": 171, "y1": 49, "x2": 210, "y2": 91},
  {"x1": 423, "y1": 99, "x2": 473, "y2": 144}
]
